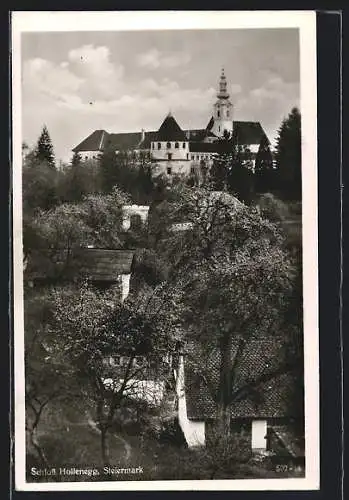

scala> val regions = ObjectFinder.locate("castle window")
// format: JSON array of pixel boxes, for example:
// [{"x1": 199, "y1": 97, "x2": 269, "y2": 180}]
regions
[
  {"x1": 175, "y1": 142, "x2": 179, "y2": 149},
  {"x1": 191, "y1": 155, "x2": 194, "y2": 160},
  {"x1": 157, "y1": 142, "x2": 161, "y2": 149},
  {"x1": 217, "y1": 110, "x2": 220, "y2": 118},
  {"x1": 218, "y1": 126, "x2": 221, "y2": 132},
  {"x1": 167, "y1": 153, "x2": 172, "y2": 160},
  {"x1": 167, "y1": 166, "x2": 172, "y2": 175},
  {"x1": 187, "y1": 153, "x2": 189, "y2": 160},
  {"x1": 167, "y1": 142, "x2": 171, "y2": 149},
  {"x1": 196, "y1": 155, "x2": 199, "y2": 161},
  {"x1": 182, "y1": 142, "x2": 186, "y2": 148}
]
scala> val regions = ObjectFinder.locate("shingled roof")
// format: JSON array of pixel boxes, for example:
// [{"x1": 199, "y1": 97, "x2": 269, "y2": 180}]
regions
[
  {"x1": 184, "y1": 337, "x2": 303, "y2": 421},
  {"x1": 25, "y1": 248, "x2": 135, "y2": 283},
  {"x1": 156, "y1": 113, "x2": 187, "y2": 141}
]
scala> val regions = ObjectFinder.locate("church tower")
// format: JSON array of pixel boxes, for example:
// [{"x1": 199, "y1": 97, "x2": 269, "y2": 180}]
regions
[{"x1": 211, "y1": 68, "x2": 233, "y2": 138}]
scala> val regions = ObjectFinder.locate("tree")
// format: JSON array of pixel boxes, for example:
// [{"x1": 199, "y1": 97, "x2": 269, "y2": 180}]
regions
[
  {"x1": 227, "y1": 144, "x2": 255, "y2": 204},
  {"x1": 22, "y1": 161, "x2": 59, "y2": 214},
  {"x1": 34, "y1": 125, "x2": 55, "y2": 168},
  {"x1": 274, "y1": 107, "x2": 302, "y2": 200},
  {"x1": 209, "y1": 133, "x2": 255, "y2": 203},
  {"x1": 99, "y1": 149, "x2": 119, "y2": 193},
  {"x1": 24, "y1": 288, "x2": 78, "y2": 467},
  {"x1": 48, "y1": 283, "x2": 176, "y2": 466},
  {"x1": 209, "y1": 134, "x2": 234, "y2": 191},
  {"x1": 154, "y1": 187, "x2": 300, "y2": 437},
  {"x1": 254, "y1": 135, "x2": 275, "y2": 194}
]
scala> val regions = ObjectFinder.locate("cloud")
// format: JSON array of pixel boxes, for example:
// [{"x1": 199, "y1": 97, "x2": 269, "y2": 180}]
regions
[
  {"x1": 136, "y1": 48, "x2": 191, "y2": 69},
  {"x1": 23, "y1": 58, "x2": 83, "y2": 100},
  {"x1": 22, "y1": 46, "x2": 213, "y2": 161},
  {"x1": 236, "y1": 75, "x2": 299, "y2": 143}
]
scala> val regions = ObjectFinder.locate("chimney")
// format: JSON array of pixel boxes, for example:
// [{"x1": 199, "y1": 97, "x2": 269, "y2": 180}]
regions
[{"x1": 141, "y1": 128, "x2": 145, "y2": 142}]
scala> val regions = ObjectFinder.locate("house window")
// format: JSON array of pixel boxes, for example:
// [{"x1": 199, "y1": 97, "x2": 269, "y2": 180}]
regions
[
  {"x1": 227, "y1": 110, "x2": 230, "y2": 117},
  {"x1": 186, "y1": 153, "x2": 189, "y2": 159},
  {"x1": 167, "y1": 153, "x2": 172, "y2": 161},
  {"x1": 182, "y1": 142, "x2": 186, "y2": 148},
  {"x1": 217, "y1": 110, "x2": 220, "y2": 118},
  {"x1": 167, "y1": 166, "x2": 172, "y2": 175},
  {"x1": 157, "y1": 142, "x2": 161, "y2": 149},
  {"x1": 134, "y1": 356, "x2": 144, "y2": 367},
  {"x1": 85, "y1": 155, "x2": 88, "y2": 160},
  {"x1": 167, "y1": 142, "x2": 171, "y2": 149},
  {"x1": 175, "y1": 142, "x2": 179, "y2": 149},
  {"x1": 196, "y1": 155, "x2": 199, "y2": 160},
  {"x1": 218, "y1": 126, "x2": 221, "y2": 132}
]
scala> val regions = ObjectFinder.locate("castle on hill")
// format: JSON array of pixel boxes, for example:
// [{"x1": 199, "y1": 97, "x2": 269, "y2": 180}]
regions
[{"x1": 72, "y1": 69, "x2": 271, "y2": 177}]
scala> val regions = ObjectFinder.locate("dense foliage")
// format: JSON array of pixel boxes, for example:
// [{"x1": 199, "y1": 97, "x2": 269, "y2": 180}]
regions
[{"x1": 22, "y1": 116, "x2": 303, "y2": 477}]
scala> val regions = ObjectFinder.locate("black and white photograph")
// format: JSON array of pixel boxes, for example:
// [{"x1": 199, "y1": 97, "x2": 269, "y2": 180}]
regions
[{"x1": 12, "y1": 11, "x2": 319, "y2": 491}]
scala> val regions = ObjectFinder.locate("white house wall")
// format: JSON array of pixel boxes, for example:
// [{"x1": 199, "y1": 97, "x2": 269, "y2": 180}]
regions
[
  {"x1": 251, "y1": 419, "x2": 268, "y2": 452},
  {"x1": 122, "y1": 205, "x2": 150, "y2": 231},
  {"x1": 175, "y1": 355, "x2": 206, "y2": 448},
  {"x1": 103, "y1": 378, "x2": 165, "y2": 407},
  {"x1": 121, "y1": 273, "x2": 131, "y2": 302}
]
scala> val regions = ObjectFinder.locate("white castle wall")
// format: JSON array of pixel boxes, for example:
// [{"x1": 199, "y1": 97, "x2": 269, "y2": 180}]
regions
[{"x1": 150, "y1": 141, "x2": 190, "y2": 161}]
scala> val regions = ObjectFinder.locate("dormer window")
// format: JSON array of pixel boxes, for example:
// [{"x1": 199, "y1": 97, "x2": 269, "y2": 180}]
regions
[
  {"x1": 175, "y1": 142, "x2": 179, "y2": 149},
  {"x1": 167, "y1": 142, "x2": 171, "y2": 149}
]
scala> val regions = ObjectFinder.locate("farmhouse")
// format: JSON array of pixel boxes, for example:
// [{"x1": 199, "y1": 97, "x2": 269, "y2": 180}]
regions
[
  {"x1": 72, "y1": 69, "x2": 271, "y2": 176},
  {"x1": 24, "y1": 248, "x2": 135, "y2": 303},
  {"x1": 174, "y1": 338, "x2": 304, "y2": 462}
]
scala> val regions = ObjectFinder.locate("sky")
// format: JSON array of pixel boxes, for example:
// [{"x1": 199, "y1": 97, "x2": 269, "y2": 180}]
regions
[{"x1": 21, "y1": 28, "x2": 300, "y2": 163}]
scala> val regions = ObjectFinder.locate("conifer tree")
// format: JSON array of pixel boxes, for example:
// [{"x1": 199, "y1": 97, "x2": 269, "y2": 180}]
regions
[
  {"x1": 35, "y1": 125, "x2": 55, "y2": 168},
  {"x1": 254, "y1": 134, "x2": 275, "y2": 194},
  {"x1": 274, "y1": 107, "x2": 301, "y2": 200},
  {"x1": 99, "y1": 149, "x2": 119, "y2": 193}
]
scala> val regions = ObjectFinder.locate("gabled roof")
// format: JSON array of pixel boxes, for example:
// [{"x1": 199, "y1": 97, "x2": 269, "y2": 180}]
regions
[
  {"x1": 104, "y1": 131, "x2": 159, "y2": 152},
  {"x1": 206, "y1": 116, "x2": 214, "y2": 130},
  {"x1": 72, "y1": 130, "x2": 107, "y2": 152},
  {"x1": 156, "y1": 113, "x2": 187, "y2": 141},
  {"x1": 25, "y1": 248, "x2": 135, "y2": 283},
  {"x1": 184, "y1": 337, "x2": 303, "y2": 421},
  {"x1": 232, "y1": 121, "x2": 269, "y2": 145},
  {"x1": 72, "y1": 120, "x2": 269, "y2": 154}
]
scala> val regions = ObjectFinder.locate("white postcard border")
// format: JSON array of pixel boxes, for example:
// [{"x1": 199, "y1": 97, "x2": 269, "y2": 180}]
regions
[{"x1": 12, "y1": 10, "x2": 319, "y2": 491}]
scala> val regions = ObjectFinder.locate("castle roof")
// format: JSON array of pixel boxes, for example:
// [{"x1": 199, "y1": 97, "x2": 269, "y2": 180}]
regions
[
  {"x1": 232, "y1": 121, "x2": 269, "y2": 145},
  {"x1": 72, "y1": 121, "x2": 269, "y2": 153},
  {"x1": 183, "y1": 337, "x2": 303, "y2": 421},
  {"x1": 156, "y1": 113, "x2": 187, "y2": 142},
  {"x1": 72, "y1": 129, "x2": 108, "y2": 152}
]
